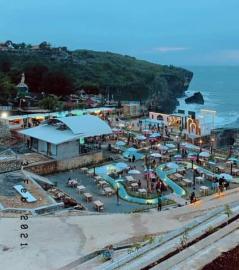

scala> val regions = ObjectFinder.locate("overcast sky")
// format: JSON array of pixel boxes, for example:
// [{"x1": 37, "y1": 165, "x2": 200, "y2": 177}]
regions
[{"x1": 0, "y1": 0, "x2": 239, "y2": 65}]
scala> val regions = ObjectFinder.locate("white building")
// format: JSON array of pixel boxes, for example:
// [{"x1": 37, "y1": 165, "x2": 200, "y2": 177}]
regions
[{"x1": 19, "y1": 115, "x2": 112, "y2": 160}]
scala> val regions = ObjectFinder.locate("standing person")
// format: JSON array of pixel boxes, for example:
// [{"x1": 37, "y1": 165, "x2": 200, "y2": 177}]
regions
[
  {"x1": 157, "y1": 195, "x2": 162, "y2": 211},
  {"x1": 116, "y1": 187, "x2": 120, "y2": 206},
  {"x1": 132, "y1": 154, "x2": 136, "y2": 163},
  {"x1": 190, "y1": 191, "x2": 196, "y2": 204},
  {"x1": 138, "y1": 179, "x2": 142, "y2": 189}
]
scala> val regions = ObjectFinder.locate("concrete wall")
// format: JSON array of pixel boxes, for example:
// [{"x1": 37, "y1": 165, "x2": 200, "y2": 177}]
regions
[
  {"x1": 38, "y1": 140, "x2": 47, "y2": 154},
  {"x1": 26, "y1": 151, "x2": 104, "y2": 175},
  {"x1": 56, "y1": 140, "x2": 79, "y2": 160}
]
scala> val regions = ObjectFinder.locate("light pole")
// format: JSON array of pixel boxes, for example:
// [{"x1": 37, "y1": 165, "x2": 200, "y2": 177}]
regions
[
  {"x1": 199, "y1": 139, "x2": 203, "y2": 152},
  {"x1": 176, "y1": 135, "x2": 180, "y2": 153},
  {"x1": 193, "y1": 169, "x2": 196, "y2": 190},
  {"x1": 210, "y1": 138, "x2": 215, "y2": 155}
]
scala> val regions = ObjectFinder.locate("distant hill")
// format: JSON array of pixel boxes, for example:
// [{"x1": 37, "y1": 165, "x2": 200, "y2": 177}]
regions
[{"x1": 0, "y1": 41, "x2": 193, "y2": 113}]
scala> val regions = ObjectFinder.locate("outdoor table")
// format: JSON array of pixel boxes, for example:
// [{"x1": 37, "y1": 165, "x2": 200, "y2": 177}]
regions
[
  {"x1": 205, "y1": 173, "x2": 215, "y2": 180},
  {"x1": 83, "y1": 192, "x2": 93, "y2": 202},
  {"x1": 98, "y1": 180, "x2": 108, "y2": 188},
  {"x1": 216, "y1": 166, "x2": 225, "y2": 172},
  {"x1": 104, "y1": 187, "x2": 114, "y2": 197},
  {"x1": 68, "y1": 179, "x2": 78, "y2": 187},
  {"x1": 232, "y1": 169, "x2": 239, "y2": 176},
  {"x1": 177, "y1": 168, "x2": 186, "y2": 174},
  {"x1": 131, "y1": 182, "x2": 138, "y2": 191},
  {"x1": 87, "y1": 170, "x2": 94, "y2": 176},
  {"x1": 196, "y1": 176, "x2": 204, "y2": 184},
  {"x1": 168, "y1": 174, "x2": 178, "y2": 181},
  {"x1": 200, "y1": 185, "x2": 209, "y2": 196},
  {"x1": 182, "y1": 178, "x2": 193, "y2": 187},
  {"x1": 125, "y1": 176, "x2": 135, "y2": 183},
  {"x1": 77, "y1": 185, "x2": 86, "y2": 194},
  {"x1": 174, "y1": 173, "x2": 183, "y2": 181},
  {"x1": 81, "y1": 167, "x2": 88, "y2": 173},
  {"x1": 196, "y1": 169, "x2": 204, "y2": 176},
  {"x1": 138, "y1": 188, "x2": 147, "y2": 195},
  {"x1": 95, "y1": 175, "x2": 102, "y2": 181},
  {"x1": 93, "y1": 200, "x2": 104, "y2": 212}
]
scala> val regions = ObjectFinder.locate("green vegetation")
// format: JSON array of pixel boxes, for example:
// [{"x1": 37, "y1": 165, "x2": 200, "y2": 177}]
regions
[
  {"x1": 224, "y1": 204, "x2": 233, "y2": 224},
  {"x1": 0, "y1": 41, "x2": 193, "y2": 112},
  {"x1": 39, "y1": 96, "x2": 64, "y2": 111}
]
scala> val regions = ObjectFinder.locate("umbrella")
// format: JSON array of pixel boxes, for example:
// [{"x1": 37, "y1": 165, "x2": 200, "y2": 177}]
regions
[
  {"x1": 136, "y1": 135, "x2": 146, "y2": 141},
  {"x1": 115, "y1": 162, "x2": 129, "y2": 170},
  {"x1": 116, "y1": 141, "x2": 126, "y2": 146},
  {"x1": 128, "y1": 169, "x2": 141, "y2": 174},
  {"x1": 188, "y1": 152, "x2": 198, "y2": 156},
  {"x1": 219, "y1": 173, "x2": 233, "y2": 181},
  {"x1": 142, "y1": 129, "x2": 152, "y2": 134},
  {"x1": 166, "y1": 162, "x2": 179, "y2": 169},
  {"x1": 199, "y1": 151, "x2": 210, "y2": 158},
  {"x1": 112, "y1": 128, "x2": 120, "y2": 132},
  {"x1": 144, "y1": 168, "x2": 154, "y2": 172},
  {"x1": 150, "y1": 153, "x2": 162, "y2": 158},
  {"x1": 158, "y1": 145, "x2": 169, "y2": 151},
  {"x1": 228, "y1": 157, "x2": 238, "y2": 163},
  {"x1": 150, "y1": 132, "x2": 161, "y2": 138},
  {"x1": 182, "y1": 143, "x2": 200, "y2": 150},
  {"x1": 126, "y1": 147, "x2": 138, "y2": 153},
  {"x1": 166, "y1": 143, "x2": 175, "y2": 148}
]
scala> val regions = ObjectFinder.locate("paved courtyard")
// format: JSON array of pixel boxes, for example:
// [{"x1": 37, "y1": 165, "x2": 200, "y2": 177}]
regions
[{"x1": 47, "y1": 168, "x2": 151, "y2": 213}]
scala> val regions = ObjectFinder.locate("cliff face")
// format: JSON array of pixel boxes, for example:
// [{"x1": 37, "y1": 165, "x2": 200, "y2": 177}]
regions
[{"x1": 0, "y1": 47, "x2": 193, "y2": 113}]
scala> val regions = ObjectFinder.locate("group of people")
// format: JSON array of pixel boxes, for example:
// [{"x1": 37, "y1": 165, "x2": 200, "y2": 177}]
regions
[
  {"x1": 128, "y1": 154, "x2": 136, "y2": 163},
  {"x1": 212, "y1": 176, "x2": 229, "y2": 192}
]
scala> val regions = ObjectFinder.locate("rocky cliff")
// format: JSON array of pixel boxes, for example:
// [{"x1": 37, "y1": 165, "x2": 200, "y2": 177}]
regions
[{"x1": 0, "y1": 44, "x2": 193, "y2": 113}]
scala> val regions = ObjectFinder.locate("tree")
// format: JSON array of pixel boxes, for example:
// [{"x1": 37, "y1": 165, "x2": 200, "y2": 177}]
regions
[
  {"x1": 39, "y1": 41, "x2": 51, "y2": 50},
  {"x1": 224, "y1": 204, "x2": 232, "y2": 224},
  {"x1": 0, "y1": 74, "x2": 16, "y2": 101},
  {"x1": 39, "y1": 96, "x2": 63, "y2": 111}
]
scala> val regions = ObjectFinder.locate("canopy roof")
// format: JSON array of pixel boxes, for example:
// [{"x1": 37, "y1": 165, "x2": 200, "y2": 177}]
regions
[{"x1": 19, "y1": 115, "x2": 112, "y2": 145}]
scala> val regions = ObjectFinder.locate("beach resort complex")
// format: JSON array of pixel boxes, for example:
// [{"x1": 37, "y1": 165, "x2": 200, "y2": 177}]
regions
[{"x1": 1, "y1": 1, "x2": 239, "y2": 269}]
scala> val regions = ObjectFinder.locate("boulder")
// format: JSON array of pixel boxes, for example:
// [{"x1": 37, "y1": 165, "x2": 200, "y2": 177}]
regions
[{"x1": 185, "y1": 92, "x2": 204, "y2": 104}]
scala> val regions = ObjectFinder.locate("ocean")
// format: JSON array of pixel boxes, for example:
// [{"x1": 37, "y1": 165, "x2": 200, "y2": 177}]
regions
[{"x1": 177, "y1": 66, "x2": 239, "y2": 128}]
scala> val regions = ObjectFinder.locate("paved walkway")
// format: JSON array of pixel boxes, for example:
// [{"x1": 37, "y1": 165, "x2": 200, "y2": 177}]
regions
[
  {"x1": 1, "y1": 188, "x2": 239, "y2": 270},
  {"x1": 165, "y1": 193, "x2": 188, "y2": 206},
  {"x1": 153, "y1": 220, "x2": 239, "y2": 270}
]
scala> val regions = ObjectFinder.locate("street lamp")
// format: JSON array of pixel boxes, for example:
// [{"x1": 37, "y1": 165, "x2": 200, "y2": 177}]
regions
[
  {"x1": 193, "y1": 169, "x2": 196, "y2": 190},
  {"x1": 199, "y1": 139, "x2": 203, "y2": 152},
  {"x1": 210, "y1": 138, "x2": 215, "y2": 155},
  {"x1": 176, "y1": 135, "x2": 180, "y2": 153},
  {"x1": 1, "y1": 112, "x2": 8, "y2": 119}
]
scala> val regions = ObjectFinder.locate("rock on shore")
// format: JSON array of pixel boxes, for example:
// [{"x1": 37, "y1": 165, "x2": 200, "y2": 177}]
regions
[{"x1": 185, "y1": 92, "x2": 204, "y2": 104}]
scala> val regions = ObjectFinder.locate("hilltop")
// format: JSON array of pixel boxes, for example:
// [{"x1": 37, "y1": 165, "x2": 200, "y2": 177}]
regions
[{"x1": 0, "y1": 41, "x2": 193, "y2": 113}]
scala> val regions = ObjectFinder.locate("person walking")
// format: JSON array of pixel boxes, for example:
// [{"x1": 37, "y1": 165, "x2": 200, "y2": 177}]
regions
[
  {"x1": 157, "y1": 195, "x2": 162, "y2": 211},
  {"x1": 116, "y1": 187, "x2": 120, "y2": 206}
]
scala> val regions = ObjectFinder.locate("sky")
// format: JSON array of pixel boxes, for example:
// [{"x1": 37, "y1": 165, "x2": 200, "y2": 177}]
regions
[{"x1": 0, "y1": 0, "x2": 239, "y2": 66}]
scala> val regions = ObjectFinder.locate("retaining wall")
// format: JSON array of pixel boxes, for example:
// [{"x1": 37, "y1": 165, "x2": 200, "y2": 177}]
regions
[
  {"x1": 0, "y1": 159, "x2": 22, "y2": 173},
  {"x1": 25, "y1": 151, "x2": 104, "y2": 175}
]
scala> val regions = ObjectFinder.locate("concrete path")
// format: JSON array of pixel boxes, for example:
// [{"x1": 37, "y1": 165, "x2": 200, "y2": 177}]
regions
[
  {"x1": 1, "y1": 188, "x2": 239, "y2": 270},
  {"x1": 153, "y1": 220, "x2": 239, "y2": 270},
  {"x1": 165, "y1": 193, "x2": 188, "y2": 206}
]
